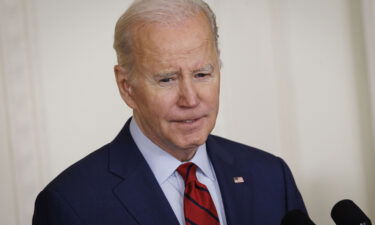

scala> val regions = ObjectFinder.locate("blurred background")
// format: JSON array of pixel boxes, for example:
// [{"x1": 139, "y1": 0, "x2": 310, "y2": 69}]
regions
[{"x1": 1, "y1": 0, "x2": 374, "y2": 224}]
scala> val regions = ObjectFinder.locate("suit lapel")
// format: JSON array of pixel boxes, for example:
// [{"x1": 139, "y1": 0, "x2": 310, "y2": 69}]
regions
[
  {"x1": 108, "y1": 120, "x2": 180, "y2": 225},
  {"x1": 113, "y1": 163, "x2": 180, "y2": 225},
  {"x1": 207, "y1": 136, "x2": 255, "y2": 225}
]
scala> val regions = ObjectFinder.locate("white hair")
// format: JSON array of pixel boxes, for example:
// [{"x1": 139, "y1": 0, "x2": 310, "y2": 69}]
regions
[{"x1": 113, "y1": 0, "x2": 219, "y2": 80}]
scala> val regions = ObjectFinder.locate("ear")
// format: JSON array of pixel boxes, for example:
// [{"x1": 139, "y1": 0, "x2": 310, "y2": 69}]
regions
[{"x1": 114, "y1": 65, "x2": 137, "y2": 109}]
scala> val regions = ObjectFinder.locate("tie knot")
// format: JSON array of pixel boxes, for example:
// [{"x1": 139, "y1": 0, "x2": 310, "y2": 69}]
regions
[{"x1": 176, "y1": 162, "x2": 198, "y2": 184}]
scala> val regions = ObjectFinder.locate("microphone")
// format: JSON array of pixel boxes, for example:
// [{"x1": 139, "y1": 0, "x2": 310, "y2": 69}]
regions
[
  {"x1": 331, "y1": 199, "x2": 372, "y2": 225},
  {"x1": 281, "y1": 209, "x2": 316, "y2": 225}
]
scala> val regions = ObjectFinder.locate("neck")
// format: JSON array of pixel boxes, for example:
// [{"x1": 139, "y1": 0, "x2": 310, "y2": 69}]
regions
[{"x1": 172, "y1": 148, "x2": 198, "y2": 162}]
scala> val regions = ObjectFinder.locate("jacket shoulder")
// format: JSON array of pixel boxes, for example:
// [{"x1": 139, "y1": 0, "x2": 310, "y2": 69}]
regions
[
  {"x1": 208, "y1": 134, "x2": 280, "y2": 163},
  {"x1": 42, "y1": 144, "x2": 118, "y2": 195}
]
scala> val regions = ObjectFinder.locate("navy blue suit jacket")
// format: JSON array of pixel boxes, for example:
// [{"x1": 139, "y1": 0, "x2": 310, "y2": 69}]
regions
[{"x1": 33, "y1": 119, "x2": 306, "y2": 225}]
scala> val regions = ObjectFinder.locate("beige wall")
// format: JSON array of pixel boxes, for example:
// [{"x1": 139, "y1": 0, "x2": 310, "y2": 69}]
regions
[{"x1": 1, "y1": 0, "x2": 374, "y2": 224}]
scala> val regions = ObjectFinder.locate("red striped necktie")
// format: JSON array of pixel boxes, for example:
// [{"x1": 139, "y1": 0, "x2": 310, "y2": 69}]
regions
[{"x1": 177, "y1": 162, "x2": 220, "y2": 225}]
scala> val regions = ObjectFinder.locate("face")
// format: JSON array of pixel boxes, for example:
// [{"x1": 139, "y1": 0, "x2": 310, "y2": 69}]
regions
[{"x1": 115, "y1": 13, "x2": 220, "y2": 161}]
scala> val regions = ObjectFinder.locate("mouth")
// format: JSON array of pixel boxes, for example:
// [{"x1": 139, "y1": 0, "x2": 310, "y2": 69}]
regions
[
  {"x1": 172, "y1": 116, "x2": 204, "y2": 123},
  {"x1": 180, "y1": 119, "x2": 199, "y2": 123},
  {"x1": 170, "y1": 116, "x2": 207, "y2": 129}
]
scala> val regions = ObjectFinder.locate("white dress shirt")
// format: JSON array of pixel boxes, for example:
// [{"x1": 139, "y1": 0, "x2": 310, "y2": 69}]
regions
[{"x1": 129, "y1": 119, "x2": 227, "y2": 225}]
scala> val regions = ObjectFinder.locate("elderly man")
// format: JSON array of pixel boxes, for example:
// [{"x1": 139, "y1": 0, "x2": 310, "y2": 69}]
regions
[{"x1": 33, "y1": 0, "x2": 307, "y2": 224}]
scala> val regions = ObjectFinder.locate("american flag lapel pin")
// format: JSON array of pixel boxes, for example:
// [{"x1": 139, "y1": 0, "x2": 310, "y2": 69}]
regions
[{"x1": 233, "y1": 176, "x2": 244, "y2": 183}]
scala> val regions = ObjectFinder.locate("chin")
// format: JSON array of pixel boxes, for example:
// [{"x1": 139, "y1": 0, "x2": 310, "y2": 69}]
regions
[{"x1": 178, "y1": 134, "x2": 208, "y2": 149}]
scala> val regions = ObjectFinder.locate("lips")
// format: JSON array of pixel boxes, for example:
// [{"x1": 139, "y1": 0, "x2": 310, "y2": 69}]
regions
[
  {"x1": 181, "y1": 119, "x2": 197, "y2": 123},
  {"x1": 170, "y1": 116, "x2": 207, "y2": 131},
  {"x1": 172, "y1": 116, "x2": 204, "y2": 123}
]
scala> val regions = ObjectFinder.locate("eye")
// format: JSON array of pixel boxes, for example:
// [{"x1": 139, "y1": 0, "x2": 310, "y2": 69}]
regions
[
  {"x1": 159, "y1": 77, "x2": 175, "y2": 83},
  {"x1": 195, "y1": 73, "x2": 210, "y2": 78}
]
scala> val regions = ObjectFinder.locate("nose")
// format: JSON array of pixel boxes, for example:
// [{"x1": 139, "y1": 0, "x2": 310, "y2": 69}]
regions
[{"x1": 177, "y1": 78, "x2": 199, "y2": 108}]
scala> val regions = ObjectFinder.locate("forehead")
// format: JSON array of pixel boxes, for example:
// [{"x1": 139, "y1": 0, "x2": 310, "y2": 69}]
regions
[{"x1": 132, "y1": 13, "x2": 217, "y2": 71}]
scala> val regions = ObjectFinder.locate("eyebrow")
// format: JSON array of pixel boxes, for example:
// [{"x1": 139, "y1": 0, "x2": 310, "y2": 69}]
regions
[
  {"x1": 154, "y1": 71, "x2": 179, "y2": 78},
  {"x1": 192, "y1": 64, "x2": 214, "y2": 73},
  {"x1": 154, "y1": 64, "x2": 214, "y2": 78}
]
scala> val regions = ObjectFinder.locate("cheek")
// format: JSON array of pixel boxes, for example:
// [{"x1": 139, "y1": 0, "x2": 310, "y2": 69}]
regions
[
  {"x1": 202, "y1": 84, "x2": 220, "y2": 105},
  {"x1": 147, "y1": 91, "x2": 178, "y2": 117}
]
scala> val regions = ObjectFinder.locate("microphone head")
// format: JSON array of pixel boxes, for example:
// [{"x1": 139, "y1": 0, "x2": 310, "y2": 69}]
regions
[
  {"x1": 331, "y1": 199, "x2": 372, "y2": 225},
  {"x1": 281, "y1": 209, "x2": 315, "y2": 225}
]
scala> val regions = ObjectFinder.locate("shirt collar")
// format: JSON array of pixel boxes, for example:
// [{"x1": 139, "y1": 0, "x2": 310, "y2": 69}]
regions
[
  {"x1": 129, "y1": 118, "x2": 216, "y2": 185},
  {"x1": 189, "y1": 143, "x2": 216, "y2": 182}
]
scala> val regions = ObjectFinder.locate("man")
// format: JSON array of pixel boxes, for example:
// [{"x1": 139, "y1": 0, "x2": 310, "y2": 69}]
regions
[{"x1": 33, "y1": 0, "x2": 307, "y2": 224}]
